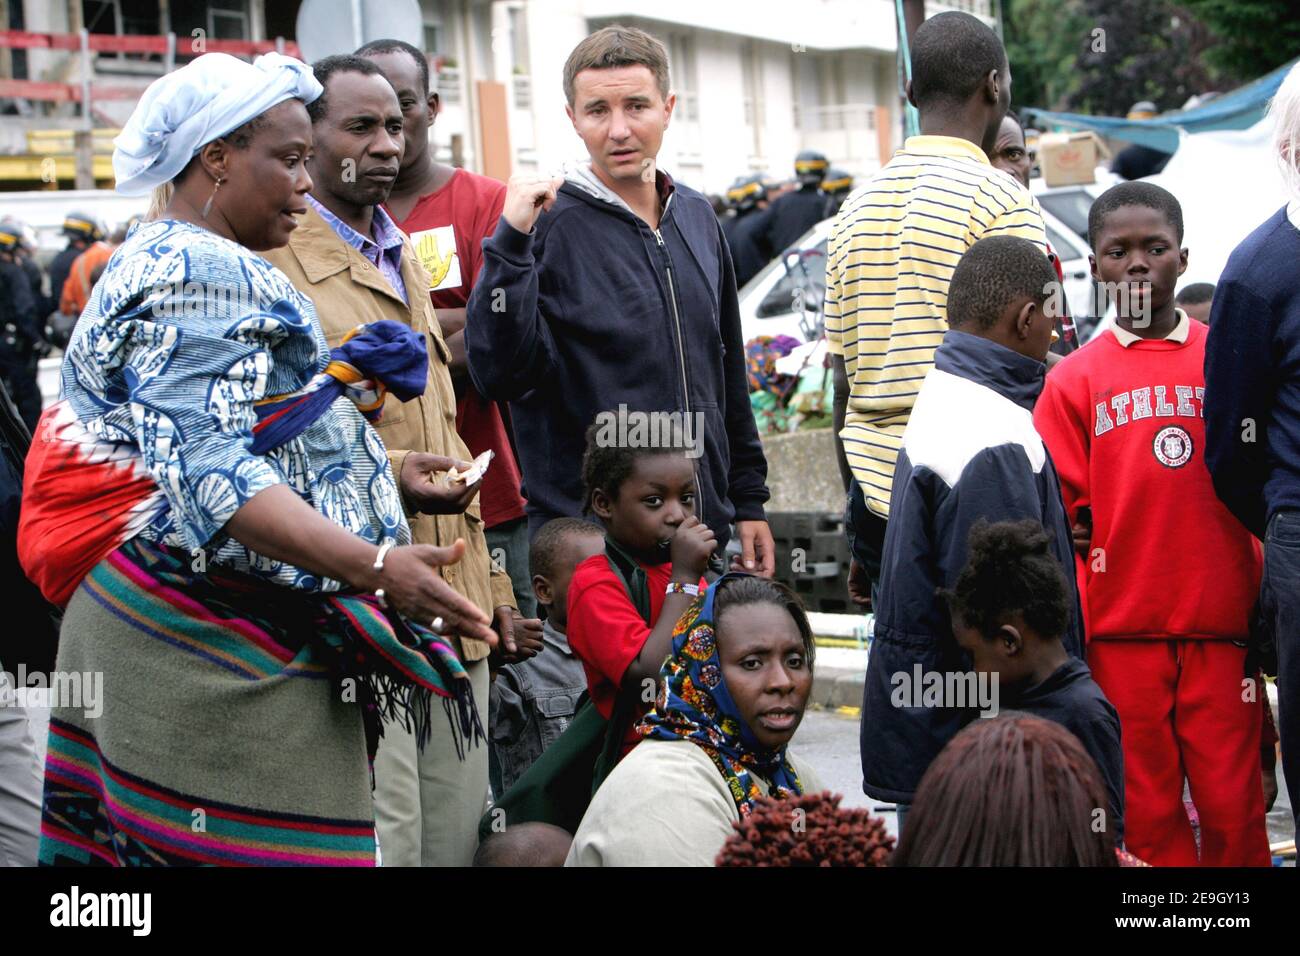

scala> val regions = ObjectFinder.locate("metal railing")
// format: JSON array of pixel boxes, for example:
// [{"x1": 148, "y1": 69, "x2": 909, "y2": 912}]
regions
[
  {"x1": 794, "y1": 103, "x2": 879, "y2": 133},
  {"x1": 0, "y1": 28, "x2": 300, "y2": 104}
]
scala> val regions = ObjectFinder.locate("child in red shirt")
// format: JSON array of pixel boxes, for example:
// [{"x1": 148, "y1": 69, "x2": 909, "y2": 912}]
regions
[
  {"x1": 565, "y1": 423, "x2": 714, "y2": 757},
  {"x1": 1034, "y1": 182, "x2": 1270, "y2": 866}
]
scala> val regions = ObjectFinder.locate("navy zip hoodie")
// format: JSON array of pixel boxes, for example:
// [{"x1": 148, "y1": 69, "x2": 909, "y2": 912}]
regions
[
  {"x1": 465, "y1": 169, "x2": 768, "y2": 545},
  {"x1": 1204, "y1": 206, "x2": 1300, "y2": 539},
  {"x1": 860, "y1": 330, "x2": 1085, "y2": 803}
]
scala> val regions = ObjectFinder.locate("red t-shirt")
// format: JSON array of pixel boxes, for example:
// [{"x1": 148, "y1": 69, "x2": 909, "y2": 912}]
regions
[
  {"x1": 565, "y1": 554, "x2": 707, "y2": 753},
  {"x1": 388, "y1": 168, "x2": 526, "y2": 528},
  {"x1": 1034, "y1": 318, "x2": 1262, "y2": 641}
]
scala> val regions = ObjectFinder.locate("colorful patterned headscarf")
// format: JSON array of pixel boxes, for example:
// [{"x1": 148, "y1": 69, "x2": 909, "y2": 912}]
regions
[{"x1": 636, "y1": 573, "x2": 806, "y2": 817}]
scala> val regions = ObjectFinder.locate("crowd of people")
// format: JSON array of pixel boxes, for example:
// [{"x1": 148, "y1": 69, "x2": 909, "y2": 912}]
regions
[{"x1": 0, "y1": 11, "x2": 1294, "y2": 869}]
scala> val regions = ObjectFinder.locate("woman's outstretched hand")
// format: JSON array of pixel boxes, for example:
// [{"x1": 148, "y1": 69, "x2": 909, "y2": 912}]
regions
[
  {"x1": 225, "y1": 486, "x2": 496, "y2": 646},
  {"x1": 378, "y1": 539, "x2": 497, "y2": 647}
]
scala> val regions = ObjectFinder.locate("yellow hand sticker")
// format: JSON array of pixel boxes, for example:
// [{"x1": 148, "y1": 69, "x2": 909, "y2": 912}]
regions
[{"x1": 416, "y1": 230, "x2": 456, "y2": 290}]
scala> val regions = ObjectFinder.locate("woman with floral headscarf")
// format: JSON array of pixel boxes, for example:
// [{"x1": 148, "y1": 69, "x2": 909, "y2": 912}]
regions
[{"x1": 565, "y1": 573, "x2": 823, "y2": 866}]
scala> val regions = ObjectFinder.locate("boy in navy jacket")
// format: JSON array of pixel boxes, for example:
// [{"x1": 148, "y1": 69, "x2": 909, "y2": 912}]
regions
[
  {"x1": 861, "y1": 236, "x2": 1085, "y2": 813},
  {"x1": 465, "y1": 27, "x2": 773, "y2": 573}
]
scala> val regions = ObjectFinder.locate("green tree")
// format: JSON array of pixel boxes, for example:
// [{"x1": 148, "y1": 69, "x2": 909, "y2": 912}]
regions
[
  {"x1": 1002, "y1": 0, "x2": 1296, "y2": 117},
  {"x1": 1179, "y1": 0, "x2": 1300, "y2": 81},
  {"x1": 1067, "y1": 0, "x2": 1216, "y2": 115},
  {"x1": 1003, "y1": 0, "x2": 1092, "y2": 110}
]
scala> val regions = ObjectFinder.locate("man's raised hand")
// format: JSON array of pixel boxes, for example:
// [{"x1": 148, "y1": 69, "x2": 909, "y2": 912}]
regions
[{"x1": 502, "y1": 174, "x2": 565, "y2": 235}]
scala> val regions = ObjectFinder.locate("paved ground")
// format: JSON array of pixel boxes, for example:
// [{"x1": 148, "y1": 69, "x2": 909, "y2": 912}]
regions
[{"x1": 791, "y1": 707, "x2": 903, "y2": 842}]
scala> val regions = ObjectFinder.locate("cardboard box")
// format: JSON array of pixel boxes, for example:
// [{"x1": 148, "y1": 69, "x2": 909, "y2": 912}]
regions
[{"x1": 1038, "y1": 131, "x2": 1110, "y2": 187}]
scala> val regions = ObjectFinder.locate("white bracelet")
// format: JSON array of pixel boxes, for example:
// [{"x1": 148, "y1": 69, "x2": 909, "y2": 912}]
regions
[
  {"x1": 665, "y1": 581, "x2": 700, "y2": 597},
  {"x1": 373, "y1": 541, "x2": 396, "y2": 607}
]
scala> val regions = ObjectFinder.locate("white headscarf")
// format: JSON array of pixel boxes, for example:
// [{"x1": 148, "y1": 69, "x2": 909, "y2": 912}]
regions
[{"x1": 113, "y1": 52, "x2": 323, "y2": 196}]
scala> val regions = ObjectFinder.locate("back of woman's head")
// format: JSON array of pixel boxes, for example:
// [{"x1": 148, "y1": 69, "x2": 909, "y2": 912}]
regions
[
  {"x1": 943, "y1": 518, "x2": 1068, "y2": 638},
  {"x1": 891, "y1": 713, "x2": 1117, "y2": 867}
]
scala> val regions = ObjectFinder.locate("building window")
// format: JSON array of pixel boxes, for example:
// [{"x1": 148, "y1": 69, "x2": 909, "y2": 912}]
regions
[
  {"x1": 423, "y1": 7, "x2": 442, "y2": 58},
  {"x1": 937, "y1": 0, "x2": 992, "y2": 15},
  {"x1": 666, "y1": 33, "x2": 699, "y2": 122},
  {"x1": 83, "y1": 0, "x2": 162, "y2": 67},
  {"x1": 207, "y1": 1, "x2": 250, "y2": 40},
  {"x1": 508, "y1": 4, "x2": 530, "y2": 76},
  {"x1": 741, "y1": 39, "x2": 763, "y2": 128},
  {"x1": 83, "y1": 0, "x2": 161, "y2": 36}
]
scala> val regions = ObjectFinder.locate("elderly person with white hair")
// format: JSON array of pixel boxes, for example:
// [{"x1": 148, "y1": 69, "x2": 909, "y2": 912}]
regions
[
  {"x1": 1204, "y1": 60, "x2": 1300, "y2": 830},
  {"x1": 22, "y1": 52, "x2": 497, "y2": 867}
]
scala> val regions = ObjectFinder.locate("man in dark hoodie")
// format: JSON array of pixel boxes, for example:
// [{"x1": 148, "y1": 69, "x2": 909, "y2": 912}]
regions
[
  {"x1": 861, "y1": 236, "x2": 1084, "y2": 828},
  {"x1": 466, "y1": 25, "x2": 774, "y2": 575}
]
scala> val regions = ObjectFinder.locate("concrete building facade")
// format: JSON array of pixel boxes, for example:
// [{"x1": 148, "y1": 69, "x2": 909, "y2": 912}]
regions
[{"x1": 0, "y1": 0, "x2": 995, "y2": 193}]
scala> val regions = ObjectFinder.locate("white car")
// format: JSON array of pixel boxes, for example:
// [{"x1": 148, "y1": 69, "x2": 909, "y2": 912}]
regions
[{"x1": 738, "y1": 204, "x2": 1098, "y2": 346}]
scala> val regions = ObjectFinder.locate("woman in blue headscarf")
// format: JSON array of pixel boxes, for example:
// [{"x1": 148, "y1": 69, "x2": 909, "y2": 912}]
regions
[
  {"x1": 565, "y1": 573, "x2": 823, "y2": 866},
  {"x1": 30, "y1": 52, "x2": 497, "y2": 867}
]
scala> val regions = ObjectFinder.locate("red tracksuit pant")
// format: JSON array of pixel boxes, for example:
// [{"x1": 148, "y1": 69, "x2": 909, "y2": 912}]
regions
[{"x1": 1088, "y1": 640, "x2": 1270, "y2": 867}]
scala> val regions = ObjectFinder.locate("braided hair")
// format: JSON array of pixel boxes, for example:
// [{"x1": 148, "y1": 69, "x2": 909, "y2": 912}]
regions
[
  {"x1": 713, "y1": 574, "x2": 816, "y2": 665},
  {"x1": 940, "y1": 518, "x2": 1069, "y2": 640},
  {"x1": 716, "y1": 791, "x2": 894, "y2": 866}
]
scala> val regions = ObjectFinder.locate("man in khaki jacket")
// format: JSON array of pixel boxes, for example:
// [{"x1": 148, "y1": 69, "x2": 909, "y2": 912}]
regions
[{"x1": 264, "y1": 54, "x2": 536, "y2": 866}]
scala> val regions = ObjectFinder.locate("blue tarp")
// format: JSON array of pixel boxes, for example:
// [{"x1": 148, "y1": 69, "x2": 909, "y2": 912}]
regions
[{"x1": 1021, "y1": 57, "x2": 1299, "y2": 154}]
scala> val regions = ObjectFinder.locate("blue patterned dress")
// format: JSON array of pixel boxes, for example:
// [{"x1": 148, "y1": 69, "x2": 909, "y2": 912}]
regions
[
  {"x1": 37, "y1": 220, "x2": 441, "y2": 867},
  {"x1": 60, "y1": 218, "x2": 409, "y2": 588}
]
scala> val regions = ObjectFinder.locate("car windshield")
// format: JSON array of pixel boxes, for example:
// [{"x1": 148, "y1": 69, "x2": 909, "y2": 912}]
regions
[
  {"x1": 741, "y1": 221, "x2": 829, "y2": 294},
  {"x1": 756, "y1": 240, "x2": 829, "y2": 318},
  {"x1": 1046, "y1": 223, "x2": 1079, "y2": 261},
  {"x1": 1037, "y1": 188, "x2": 1094, "y2": 242}
]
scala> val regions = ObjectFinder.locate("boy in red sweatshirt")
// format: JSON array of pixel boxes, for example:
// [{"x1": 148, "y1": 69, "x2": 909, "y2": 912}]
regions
[{"x1": 1034, "y1": 182, "x2": 1270, "y2": 866}]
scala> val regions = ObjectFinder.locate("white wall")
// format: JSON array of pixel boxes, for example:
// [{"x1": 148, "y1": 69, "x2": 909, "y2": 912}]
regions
[{"x1": 521, "y1": 0, "x2": 589, "y2": 174}]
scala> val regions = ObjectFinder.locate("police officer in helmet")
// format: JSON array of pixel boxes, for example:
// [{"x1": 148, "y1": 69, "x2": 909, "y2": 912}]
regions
[
  {"x1": 820, "y1": 167, "x2": 854, "y2": 218},
  {"x1": 48, "y1": 213, "x2": 105, "y2": 320},
  {"x1": 722, "y1": 173, "x2": 773, "y2": 288},
  {"x1": 0, "y1": 222, "x2": 46, "y2": 431},
  {"x1": 760, "y1": 149, "x2": 830, "y2": 257}
]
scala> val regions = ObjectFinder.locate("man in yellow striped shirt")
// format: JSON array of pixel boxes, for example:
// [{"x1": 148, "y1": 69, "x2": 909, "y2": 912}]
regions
[{"x1": 827, "y1": 11, "x2": 1047, "y2": 608}]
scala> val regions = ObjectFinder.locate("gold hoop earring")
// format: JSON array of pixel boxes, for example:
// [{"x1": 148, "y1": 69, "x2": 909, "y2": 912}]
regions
[{"x1": 201, "y1": 176, "x2": 225, "y2": 219}]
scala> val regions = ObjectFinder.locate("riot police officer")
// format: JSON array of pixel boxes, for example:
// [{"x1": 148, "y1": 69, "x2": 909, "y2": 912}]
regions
[
  {"x1": 0, "y1": 223, "x2": 46, "y2": 430},
  {"x1": 721, "y1": 173, "x2": 773, "y2": 289},
  {"x1": 760, "y1": 149, "x2": 831, "y2": 256},
  {"x1": 47, "y1": 212, "x2": 104, "y2": 333},
  {"x1": 820, "y1": 167, "x2": 854, "y2": 218}
]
